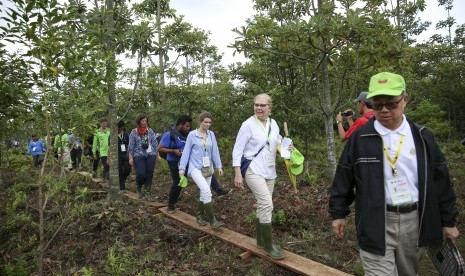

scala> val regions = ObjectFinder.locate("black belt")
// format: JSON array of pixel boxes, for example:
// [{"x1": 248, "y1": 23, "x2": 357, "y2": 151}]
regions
[{"x1": 386, "y1": 202, "x2": 418, "y2": 213}]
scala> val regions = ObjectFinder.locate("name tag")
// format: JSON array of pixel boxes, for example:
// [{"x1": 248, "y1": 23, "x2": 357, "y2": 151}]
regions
[
  {"x1": 146, "y1": 144, "x2": 152, "y2": 153},
  {"x1": 266, "y1": 151, "x2": 275, "y2": 167},
  {"x1": 386, "y1": 176, "x2": 413, "y2": 205},
  {"x1": 202, "y1": 156, "x2": 211, "y2": 167},
  {"x1": 121, "y1": 144, "x2": 126, "y2": 152},
  {"x1": 33, "y1": 147, "x2": 37, "y2": 152}
]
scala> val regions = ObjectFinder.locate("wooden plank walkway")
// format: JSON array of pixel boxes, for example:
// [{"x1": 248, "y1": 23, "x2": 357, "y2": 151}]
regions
[
  {"x1": 159, "y1": 207, "x2": 349, "y2": 276},
  {"x1": 74, "y1": 170, "x2": 348, "y2": 275}
]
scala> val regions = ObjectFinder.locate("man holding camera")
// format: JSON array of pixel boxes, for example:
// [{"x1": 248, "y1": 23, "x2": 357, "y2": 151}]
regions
[{"x1": 336, "y1": 91, "x2": 374, "y2": 141}]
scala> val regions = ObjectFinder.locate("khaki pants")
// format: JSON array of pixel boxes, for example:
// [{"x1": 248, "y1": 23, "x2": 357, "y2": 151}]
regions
[
  {"x1": 245, "y1": 168, "x2": 275, "y2": 223},
  {"x1": 359, "y1": 210, "x2": 426, "y2": 276}
]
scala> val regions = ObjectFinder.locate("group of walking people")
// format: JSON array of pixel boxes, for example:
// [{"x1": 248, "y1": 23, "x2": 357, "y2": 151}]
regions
[{"x1": 25, "y1": 70, "x2": 461, "y2": 272}]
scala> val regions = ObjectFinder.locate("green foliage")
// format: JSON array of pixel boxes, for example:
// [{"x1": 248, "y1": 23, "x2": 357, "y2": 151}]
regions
[
  {"x1": 7, "y1": 151, "x2": 32, "y2": 172},
  {"x1": 104, "y1": 245, "x2": 131, "y2": 275},
  {"x1": 3, "y1": 258, "x2": 30, "y2": 276},
  {"x1": 406, "y1": 100, "x2": 450, "y2": 138},
  {"x1": 272, "y1": 209, "x2": 286, "y2": 225}
]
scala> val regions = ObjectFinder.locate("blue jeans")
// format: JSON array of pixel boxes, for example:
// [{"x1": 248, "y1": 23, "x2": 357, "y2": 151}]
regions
[{"x1": 134, "y1": 155, "x2": 156, "y2": 188}]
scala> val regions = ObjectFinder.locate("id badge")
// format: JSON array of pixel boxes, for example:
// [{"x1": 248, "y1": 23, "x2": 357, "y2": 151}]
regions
[
  {"x1": 146, "y1": 144, "x2": 152, "y2": 153},
  {"x1": 202, "y1": 156, "x2": 211, "y2": 167},
  {"x1": 120, "y1": 144, "x2": 126, "y2": 152},
  {"x1": 386, "y1": 176, "x2": 413, "y2": 205},
  {"x1": 33, "y1": 146, "x2": 36, "y2": 152},
  {"x1": 266, "y1": 152, "x2": 275, "y2": 167}
]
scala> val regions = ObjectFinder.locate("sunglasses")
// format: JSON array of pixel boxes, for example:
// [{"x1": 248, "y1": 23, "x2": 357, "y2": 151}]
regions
[
  {"x1": 372, "y1": 97, "x2": 404, "y2": 111},
  {"x1": 254, "y1": 103, "x2": 269, "y2": 108}
]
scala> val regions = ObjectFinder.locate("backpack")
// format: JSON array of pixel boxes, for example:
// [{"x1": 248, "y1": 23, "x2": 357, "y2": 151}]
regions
[{"x1": 157, "y1": 129, "x2": 176, "y2": 159}]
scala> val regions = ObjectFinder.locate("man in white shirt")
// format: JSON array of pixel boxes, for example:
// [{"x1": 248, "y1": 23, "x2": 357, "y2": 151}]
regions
[{"x1": 329, "y1": 72, "x2": 459, "y2": 275}]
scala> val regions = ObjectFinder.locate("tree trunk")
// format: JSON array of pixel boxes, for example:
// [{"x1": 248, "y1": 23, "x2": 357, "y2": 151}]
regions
[
  {"x1": 321, "y1": 56, "x2": 337, "y2": 181},
  {"x1": 105, "y1": 0, "x2": 120, "y2": 200}
]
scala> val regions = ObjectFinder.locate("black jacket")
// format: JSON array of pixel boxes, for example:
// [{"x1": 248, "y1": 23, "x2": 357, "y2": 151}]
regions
[{"x1": 329, "y1": 117, "x2": 457, "y2": 256}]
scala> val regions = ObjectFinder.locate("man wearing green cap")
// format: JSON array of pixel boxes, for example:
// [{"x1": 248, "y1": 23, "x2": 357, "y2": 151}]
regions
[{"x1": 329, "y1": 72, "x2": 459, "y2": 275}]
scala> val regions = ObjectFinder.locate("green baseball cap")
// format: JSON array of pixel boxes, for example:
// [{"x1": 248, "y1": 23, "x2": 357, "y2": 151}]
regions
[
  {"x1": 367, "y1": 72, "x2": 405, "y2": 99},
  {"x1": 290, "y1": 149, "x2": 304, "y2": 175},
  {"x1": 178, "y1": 176, "x2": 188, "y2": 188}
]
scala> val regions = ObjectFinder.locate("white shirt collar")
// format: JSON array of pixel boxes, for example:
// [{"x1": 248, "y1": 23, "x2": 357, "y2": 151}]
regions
[{"x1": 374, "y1": 114, "x2": 408, "y2": 136}]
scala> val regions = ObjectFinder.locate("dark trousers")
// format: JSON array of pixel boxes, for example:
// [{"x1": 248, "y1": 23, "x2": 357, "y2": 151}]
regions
[
  {"x1": 100, "y1": 156, "x2": 109, "y2": 179},
  {"x1": 168, "y1": 161, "x2": 181, "y2": 207},
  {"x1": 92, "y1": 151, "x2": 100, "y2": 172},
  {"x1": 118, "y1": 156, "x2": 131, "y2": 190},
  {"x1": 33, "y1": 155, "x2": 43, "y2": 169},
  {"x1": 134, "y1": 155, "x2": 156, "y2": 188},
  {"x1": 211, "y1": 175, "x2": 221, "y2": 193},
  {"x1": 70, "y1": 147, "x2": 82, "y2": 169}
]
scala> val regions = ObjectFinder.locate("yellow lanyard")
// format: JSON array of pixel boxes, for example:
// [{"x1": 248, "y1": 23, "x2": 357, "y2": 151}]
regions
[
  {"x1": 383, "y1": 135, "x2": 405, "y2": 177},
  {"x1": 255, "y1": 116, "x2": 271, "y2": 144}
]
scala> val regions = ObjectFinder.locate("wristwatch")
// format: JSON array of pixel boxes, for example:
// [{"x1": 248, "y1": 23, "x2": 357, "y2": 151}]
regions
[{"x1": 336, "y1": 121, "x2": 341, "y2": 124}]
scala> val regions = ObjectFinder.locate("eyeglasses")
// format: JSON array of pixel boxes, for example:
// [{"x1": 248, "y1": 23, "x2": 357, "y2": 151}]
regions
[
  {"x1": 254, "y1": 103, "x2": 269, "y2": 108},
  {"x1": 372, "y1": 97, "x2": 404, "y2": 111}
]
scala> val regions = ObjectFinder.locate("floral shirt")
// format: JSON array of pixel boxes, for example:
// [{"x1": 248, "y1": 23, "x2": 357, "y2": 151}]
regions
[{"x1": 128, "y1": 128, "x2": 158, "y2": 157}]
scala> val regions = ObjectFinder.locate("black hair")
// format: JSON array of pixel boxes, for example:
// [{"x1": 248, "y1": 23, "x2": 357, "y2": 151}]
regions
[
  {"x1": 118, "y1": 120, "x2": 125, "y2": 128},
  {"x1": 99, "y1": 117, "x2": 108, "y2": 123},
  {"x1": 176, "y1": 115, "x2": 193, "y2": 126}
]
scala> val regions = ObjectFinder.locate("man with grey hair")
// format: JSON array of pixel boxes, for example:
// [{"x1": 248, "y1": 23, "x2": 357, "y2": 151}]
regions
[{"x1": 336, "y1": 91, "x2": 374, "y2": 141}]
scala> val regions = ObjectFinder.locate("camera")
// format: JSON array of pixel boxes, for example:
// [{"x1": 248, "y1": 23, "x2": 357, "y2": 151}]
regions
[
  {"x1": 141, "y1": 136, "x2": 149, "y2": 150},
  {"x1": 341, "y1": 110, "x2": 354, "y2": 117}
]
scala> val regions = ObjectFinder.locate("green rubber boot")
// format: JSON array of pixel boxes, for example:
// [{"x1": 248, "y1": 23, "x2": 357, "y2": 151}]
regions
[
  {"x1": 136, "y1": 186, "x2": 143, "y2": 199},
  {"x1": 196, "y1": 201, "x2": 208, "y2": 226},
  {"x1": 256, "y1": 219, "x2": 264, "y2": 247},
  {"x1": 260, "y1": 223, "x2": 284, "y2": 260},
  {"x1": 203, "y1": 202, "x2": 224, "y2": 229}
]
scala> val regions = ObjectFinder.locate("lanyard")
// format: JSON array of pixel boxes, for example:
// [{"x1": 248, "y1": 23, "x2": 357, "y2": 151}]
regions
[
  {"x1": 118, "y1": 133, "x2": 123, "y2": 141},
  {"x1": 383, "y1": 135, "x2": 405, "y2": 177},
  {"x1": 200, "y1": 131, "x2": 209, "y2": 153},
  {"x1": 255, "y1": 116, "x2": 271, "y2": 144}
]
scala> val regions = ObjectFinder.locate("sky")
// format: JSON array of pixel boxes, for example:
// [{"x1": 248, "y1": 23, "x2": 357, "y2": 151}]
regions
[{"x1": 170, "y1": 0, "x2": 465, "y2": 67}]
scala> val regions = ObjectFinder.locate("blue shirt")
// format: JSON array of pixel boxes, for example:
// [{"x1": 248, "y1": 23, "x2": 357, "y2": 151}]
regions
[
  {"x1": 27, "y1": 139, "x2": 46, "y2": 156},
  {"x1": 160, "y1": 127, "x2": 187, "y2": 162},
  {"x1": 128, "y1": 128, "x2": 158, "y2": 158},
  {"x1": 179, "y1": 129, "x2": 222, "y2": 176}
]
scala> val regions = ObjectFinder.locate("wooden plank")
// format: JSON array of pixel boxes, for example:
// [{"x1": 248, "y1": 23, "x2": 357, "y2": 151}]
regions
[
  {"x1": 124, "y1": 191, "x2": 166, "y2": 208},
  {"x1": 159, "y1": 207, "x2": 349, "y2": 276},
  {"x1": 77, "y1": 171, "x2": 90, "y2": 177},
  {"x1": 198, "y1": 235, "x2": 211, "y2": 242},
  {"x1": 239, "y1": 251, "x2": 253, "y2": 260}
]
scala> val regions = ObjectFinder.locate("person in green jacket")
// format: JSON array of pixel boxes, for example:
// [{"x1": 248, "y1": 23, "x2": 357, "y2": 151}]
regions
[{"x1": 93, "y1": 118, "x2": 110, "y2": 180}]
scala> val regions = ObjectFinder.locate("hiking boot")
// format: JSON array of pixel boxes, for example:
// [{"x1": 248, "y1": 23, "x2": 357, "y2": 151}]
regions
[
  {"x1": 260, "y1": 223, "x2": 284, "y2": 260},
  {"x1": 216, "y1": 188, "x2": 232, "y2": 198},
  {"x1": 144, "y1": 191, "x2": 155, "y2": 201},
  {"x1": 167, "y1": 205, "x2": 176, "y2": 214},
  {"x1": 196, "y1": 201, "x2": 208, "y2": 226},
  {"x1": 203, "y1": 202, "x2": 224, "y2": 229},
  {"x1": 136, "y1": 187, "x2": 143, "y2": 199}
]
